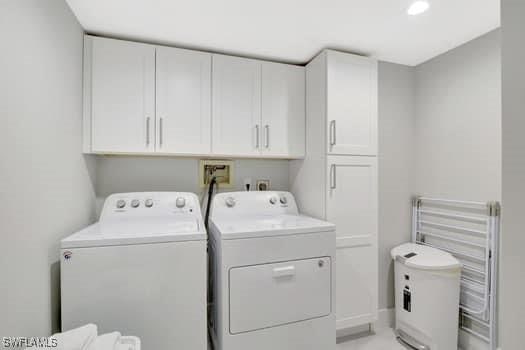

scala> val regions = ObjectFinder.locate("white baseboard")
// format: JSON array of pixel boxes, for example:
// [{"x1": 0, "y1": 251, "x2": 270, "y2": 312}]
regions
[
  {"x1": 372, "y1": 308, "x2": 395, "y2": 331},
  {"x1": 336, "y1": 324, "x2": 370, "y2": 339},
  {"x1": 458, "y1": 329, "x2": 491, "y2": 350},
  {"x1": 336, "y1": 308, "x2": 395, "y2": 340}
]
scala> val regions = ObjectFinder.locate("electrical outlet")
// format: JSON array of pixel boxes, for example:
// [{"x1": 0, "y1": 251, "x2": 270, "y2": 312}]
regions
[
  {"x1": 256, "y1": 179, "x2": 270, "y2": 191},
  {"x1": 199, "y1": 160, "x2": 234, "y2": 188}
]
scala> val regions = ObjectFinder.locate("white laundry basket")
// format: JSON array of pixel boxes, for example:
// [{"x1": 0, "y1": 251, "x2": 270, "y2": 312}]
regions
[
  {"x1": 117, "y1": 336, "x2": 141, "y2": 350},
  {"x1": 391, "y1": 243, "x2": 461, "y2": 350}
]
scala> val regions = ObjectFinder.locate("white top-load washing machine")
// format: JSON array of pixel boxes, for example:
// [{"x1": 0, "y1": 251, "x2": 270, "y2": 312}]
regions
[
  {"x1": 60, "y1": 192, "x2": 207, "y2": 350},
  {"x1": 208, "y1": 191, "x2": 336, "y2": 350}
]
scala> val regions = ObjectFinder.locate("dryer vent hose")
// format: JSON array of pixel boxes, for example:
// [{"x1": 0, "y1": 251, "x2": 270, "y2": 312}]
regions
[{"x1": 204, "y1": 176, "x2": 217, "y2": 230}]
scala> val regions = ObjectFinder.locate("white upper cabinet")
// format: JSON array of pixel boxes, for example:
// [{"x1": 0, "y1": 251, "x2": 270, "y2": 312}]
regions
[
  {"x1": 156, "y1": 47, "x2": 211, "y2": 154},
  {"x1": 211, "y1": 57, "x2": 305, "y2": 158},
  {"x1": 83, "y1": 35, "x2": 305, "y2": 158},
  {"x1": 261, "y1": 62, "x2": 305, "y2": 158},
  {"x1": 326, "y1": 51, "x2": 377, "y2": 156},
  {"x1": 88, "y1": 36, "x2": 155, "y2": 153},
  {"x1": 211, "y1": 55, "x2": 262, "y2": 157}
]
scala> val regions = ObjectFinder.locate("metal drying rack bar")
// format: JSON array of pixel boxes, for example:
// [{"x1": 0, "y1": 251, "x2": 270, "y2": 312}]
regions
[{"x1": 411, "y1": 196, "x2": 500, "y2": 350}]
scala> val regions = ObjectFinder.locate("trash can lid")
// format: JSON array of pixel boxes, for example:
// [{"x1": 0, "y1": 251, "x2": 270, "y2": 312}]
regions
[{"x1": 391, "y1": 243, "x2": 462, "y2": 271}]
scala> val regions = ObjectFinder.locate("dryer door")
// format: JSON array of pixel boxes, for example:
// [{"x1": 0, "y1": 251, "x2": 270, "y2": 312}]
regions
[{"x1": 229, "y1": 256, "x2": 331, "y2": 334}]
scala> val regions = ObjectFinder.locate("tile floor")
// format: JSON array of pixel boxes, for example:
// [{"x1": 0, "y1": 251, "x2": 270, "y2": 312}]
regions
[{"x1": 337, "y1": 328, "x2": 408, "y2": 350}]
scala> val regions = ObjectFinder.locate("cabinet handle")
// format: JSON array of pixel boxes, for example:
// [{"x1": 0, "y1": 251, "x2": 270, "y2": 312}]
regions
[
  {"x1": 265, "y1": 125, "x2": 270, "y2": 148},
  {"x1": 255, "y1": 125, "x2": 260, "y2": 149},
  {"x1": 329, "y1": 120, "x2": 336, "y2": 147},
  {"x1": 272, "y1": 265, "x2": 296, "y2": 278},
  {"x1": 146, "y1": 117, "x2": 150, "y2": 146},
  {"x1": 159, "y1": 117, "x2": 164, "y2": 147},
  {"x1": 330, "y1": 164, "x2": 337, "y2": 189}
]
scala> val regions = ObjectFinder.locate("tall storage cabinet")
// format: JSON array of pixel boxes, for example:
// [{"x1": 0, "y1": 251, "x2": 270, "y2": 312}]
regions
[
  {"x1": 326, "y1": 52, "x2": 377, "y2": 156},
  {"x1": 290, "y1": 50, "x2": 378, "y2": 334}
]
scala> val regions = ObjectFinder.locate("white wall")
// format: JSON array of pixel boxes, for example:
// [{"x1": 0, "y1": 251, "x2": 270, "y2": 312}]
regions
[
  {"x1": 369, "y1": 30, "x2": 501, "y2": 324},
  {"x1": 94, "y1": 156, "x2": 290, "y2": 213},
  {"x1": 0, "y1": 0, "x2": 96, "y2": 336},
  {"x1": 501, "y1": 2, "x2": 525, "y2": 348},
  {"x1": 377, "y1": 62, "x2": 415, "y2": 310},
  {"x1": 414, "y1": 29, "x2": 501, "y2": 349},
  {"x1": 415, "y1": 30, "x2": 501, "y2": 202}
]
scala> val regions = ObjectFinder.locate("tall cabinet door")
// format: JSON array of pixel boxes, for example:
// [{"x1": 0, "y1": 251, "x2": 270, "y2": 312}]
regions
[
  {"x1": 90, "y1": 37, "x2": 155, "y2": 153},
  {"x1": 326, "y1": 155, "x2": 378, "y2": 330},
  {"x1": 326, "y1": 51, "x2": 377, "y2": 156},
  {"x1": 156, "y1": 47, "x2": 211, "y2": 154},
  {"x1": 212, "y1": 55, "x2": 261, "y2": 156},
  {"x1": 261, "y1": 62, "x2": 305, "y2": 158}
]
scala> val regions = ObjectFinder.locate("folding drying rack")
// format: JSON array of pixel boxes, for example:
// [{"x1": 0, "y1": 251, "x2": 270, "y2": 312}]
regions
[{"x1": 412, "y1": 197, "x2": 500, "y2": 350}]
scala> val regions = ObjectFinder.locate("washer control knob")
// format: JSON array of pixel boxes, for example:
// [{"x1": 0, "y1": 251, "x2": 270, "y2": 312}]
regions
[
  {"x1": 144, "y1": 199, "x2": 154, "y2": 208},
  {"x1": 269, "y1": 196, "x2": 278, "y2": 205},
  {"x1": 279, "y1": 196, "x2": 287, "y2": 205},
  {"x1": 225, "y1": 197, "x2": 236, "y2": 208},
  {"x1": 116, "y1": 199, "x2": 126, "y2": 209},
  {"x1": 176, "y1": 197, "x2": 186, "y2": 208},
  {"x1": 131, "y1": 199, "x2": 140, "y2": 208}
]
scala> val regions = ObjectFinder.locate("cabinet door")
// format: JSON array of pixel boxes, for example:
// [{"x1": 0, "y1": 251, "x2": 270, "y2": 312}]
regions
[
  {"x1": 326, "y1": 51, "x2": 377, "y2": 156},
  {"x1": 326, "y1": 156, "x2": 378, "y2": 330},
  {"x1": 90, "y1": 37, "x2": 155, "y2": 153},
  {"x1": 156, "y1": 47, "x2": 211, "y2": 154},
  {"x1": 212, "y1": 55, "x2": 261, "y2": 156},
  {"x1": 261, "y1": 62, "x2": 305, "y2": 158}
]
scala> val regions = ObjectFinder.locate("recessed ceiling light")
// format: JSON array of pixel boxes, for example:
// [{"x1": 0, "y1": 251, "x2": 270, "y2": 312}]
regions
[{"x1": 407, "y1": 1, "x2": 430, "y2": 16}]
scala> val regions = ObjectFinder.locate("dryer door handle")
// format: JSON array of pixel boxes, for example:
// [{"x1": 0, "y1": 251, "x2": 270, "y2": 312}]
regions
[{"x1": 272, "y1": 265, "x2": 296, "y2": 278}]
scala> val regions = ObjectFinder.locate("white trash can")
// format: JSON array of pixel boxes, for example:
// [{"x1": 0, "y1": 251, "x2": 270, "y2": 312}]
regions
[{"x1": 391, "y1": 243, "x2": 462, "y2": 350}]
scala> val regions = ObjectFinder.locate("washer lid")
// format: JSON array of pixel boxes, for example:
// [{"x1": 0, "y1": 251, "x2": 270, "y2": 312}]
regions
[
  {"x1": 211, "y1": 214, "x2": 335, "y2": 240},
  {"x1": 61, "y1": 216, "x2": 205, "y2": 248},
  {"x1": 390, "y1": 243, "x2": 462, "y2": 271}
]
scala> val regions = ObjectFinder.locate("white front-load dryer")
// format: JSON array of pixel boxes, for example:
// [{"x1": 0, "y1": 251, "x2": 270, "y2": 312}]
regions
[
  {"x1": 208, "y1": 191, "x2": 336, "y2": 350},
  {"x1": 60, "y1": 192, "x2": 207, "y2": 350}
]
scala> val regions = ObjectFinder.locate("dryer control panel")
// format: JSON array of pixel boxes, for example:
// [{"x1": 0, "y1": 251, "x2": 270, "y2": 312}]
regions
[{"x1": 211, "y1": 191, "x2": 299, "y2": 218}]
